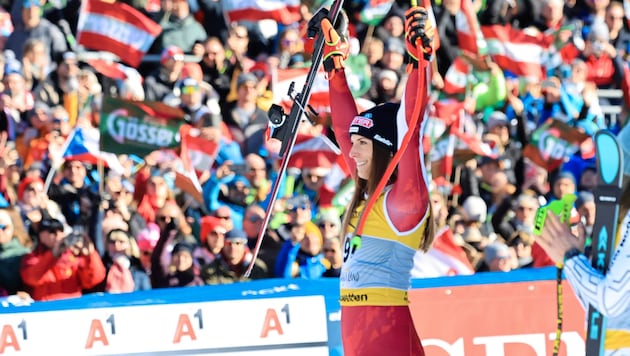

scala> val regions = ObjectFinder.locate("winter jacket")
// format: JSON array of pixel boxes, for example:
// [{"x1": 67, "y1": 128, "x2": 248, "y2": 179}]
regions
[{"x1": 20, "y1": 246, "x2": 106, "y2": 301}]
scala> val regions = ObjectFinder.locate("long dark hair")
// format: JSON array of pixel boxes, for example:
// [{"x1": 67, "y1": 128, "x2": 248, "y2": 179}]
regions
[{"x1": 341, "y1": 142, "x2": 435, "y2": 251}]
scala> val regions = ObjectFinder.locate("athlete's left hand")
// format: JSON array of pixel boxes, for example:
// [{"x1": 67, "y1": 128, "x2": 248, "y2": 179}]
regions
[{"x1": 535, "y1": 211, "x2": 585, "y2": 264}]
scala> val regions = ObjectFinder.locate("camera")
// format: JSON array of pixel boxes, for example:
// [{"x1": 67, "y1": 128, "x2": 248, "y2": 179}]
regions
[
  {"x1": 63, "y1": 231, "x2": 84, "y2": 248},
  {"x1": 231, "y1": 163, "x2": 248, "y2": 176},
  {"x1": 165, "y1": 217, "x2": 179, "y2": 232}
]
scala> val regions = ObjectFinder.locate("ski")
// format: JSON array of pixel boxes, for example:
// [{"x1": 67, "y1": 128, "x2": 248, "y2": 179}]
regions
[
  {"x1": 245, "y1": 0, "x2": 346, "y2": 277},
  {"x1": 585, "y1": 130, "x2": 624, "y2": 355}
]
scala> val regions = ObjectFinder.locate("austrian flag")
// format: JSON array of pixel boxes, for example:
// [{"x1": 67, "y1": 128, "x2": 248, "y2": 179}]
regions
[
  {"x1": 77, "y1": 0, "x2": 162, "y2": 67},
  {"x1": 224, "y1": 0, "x2": 301, "y2": 25}
]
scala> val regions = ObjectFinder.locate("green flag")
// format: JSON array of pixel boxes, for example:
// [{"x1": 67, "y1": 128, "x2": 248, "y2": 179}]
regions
[{"x1": 100, "y1": 97, "x2": 185, "y2": 157}]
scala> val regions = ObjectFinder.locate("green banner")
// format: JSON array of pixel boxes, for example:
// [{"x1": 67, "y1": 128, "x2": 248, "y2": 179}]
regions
[{"x1": 100, "y1": 97, "x2": 185, "y2": 157}]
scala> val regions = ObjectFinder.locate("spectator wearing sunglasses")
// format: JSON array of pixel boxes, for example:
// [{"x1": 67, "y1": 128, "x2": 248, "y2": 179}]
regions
[
  {"x1": 200, "y1": 228, "x2": 268, "y2": 284},
  {"x1": 322, "y1": 236, "x2": 343, "y2": 277},
  {"x1": 91, "y1": 229, "x2": 151, "y2": 294}
]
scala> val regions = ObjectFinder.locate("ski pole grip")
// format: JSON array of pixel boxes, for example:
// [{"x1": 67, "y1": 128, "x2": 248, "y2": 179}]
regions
[{"x1": 533, "y1": 194, "x2": 577, "y2": 236}]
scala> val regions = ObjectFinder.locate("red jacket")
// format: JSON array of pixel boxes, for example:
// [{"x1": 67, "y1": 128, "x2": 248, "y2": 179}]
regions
[{"x1": 20, "y1": 247, "x2": 106, "y2": 301}]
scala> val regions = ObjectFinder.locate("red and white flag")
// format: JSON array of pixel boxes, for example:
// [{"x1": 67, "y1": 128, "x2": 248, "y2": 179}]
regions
[
  {"x1": 77, "y1": 0, "x2": 161, "y2": 67},
  {"x1": 455, "y1": 0, "x2": 486, "y2": 56},
  {"x1": 273, "y1": 67, "x2": 330, "y2": 114},
  {"x1": 412, "y1": 227, "x2": 475, "y2": 278},
  {"x1": 179, "y1": 125, "x2": 219, "y2": 174},
  {"x1": 287, "y1": 133, "x2": 341, "y2": 169},
  {"x1": 224, "y1": 0, "x2": 301, "y2": 25},
  {"x1": 319, "y1": 155, "x2": 352, "y2": 208},
  {"x1": 481, "y1": 24, "x2": 547, "y2": 79},
  {"x1": 442, "y1": 57, "x2": 470, "y2": 95}
]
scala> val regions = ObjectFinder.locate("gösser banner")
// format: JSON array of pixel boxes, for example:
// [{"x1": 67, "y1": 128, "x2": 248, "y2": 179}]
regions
[{"x1": 1, "y1": 268, "x2": 586, "y2": 355}]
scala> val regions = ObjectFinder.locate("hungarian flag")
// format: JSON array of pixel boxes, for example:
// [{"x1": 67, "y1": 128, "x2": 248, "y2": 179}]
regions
[
  {"x1": 179, "y1": 125, "x2": 219, "y2": 174},
  {"x1": 442, "y1": 57, "x2": 470, "y2": 95},
  {"x1": 62, "y1": 127, "x2": 125, "y2": 174},
  {"x1": 455, "y1": 0, "x2": 486, "y2": 56},
  {"x1": 287, "y1": 133, "x2": 341, "y2": 169},
  {"x1": 359, "y1": 0, "x2": 395, "y2": 26},
  {"x1": 412, "y1": 227, "x2": 475, "y2": 277},
  {"x1": 481, "y1": 24, "x2": 547, "y2": 79},
  {"x1": 77, "y1": 0, "x2": 162, "y2": 67},
  {"x1": 224, "y1": 0, "x2": 301, "y2": 25},
  {"x1": 99, "y1": 97, "x2": 185, "y2": 157},
  {"x1": 523, "y1": 119, "x2": 590, "y2": 171},
  {"x1": 272, "y1": 67, "x2": 330, "y2": 114}
]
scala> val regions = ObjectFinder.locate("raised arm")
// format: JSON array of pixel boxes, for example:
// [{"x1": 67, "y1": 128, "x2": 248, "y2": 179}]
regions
[
  {"x1": 322, "y1": 19, "x2": 357, "y2": 178},
  {"x1": 387, "y1": 7, "x2": 434, "y2": 230}
]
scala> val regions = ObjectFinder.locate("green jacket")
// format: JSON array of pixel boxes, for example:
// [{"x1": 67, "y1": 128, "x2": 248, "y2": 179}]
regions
[{"x1": 0, "y1": 238, "x2": 30, "y2": 295}]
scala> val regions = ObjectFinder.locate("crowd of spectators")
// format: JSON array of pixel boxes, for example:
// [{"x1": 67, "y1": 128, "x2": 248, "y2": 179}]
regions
[{"x1": 0, "y1": 0, "x2": 628, "y2": 302}]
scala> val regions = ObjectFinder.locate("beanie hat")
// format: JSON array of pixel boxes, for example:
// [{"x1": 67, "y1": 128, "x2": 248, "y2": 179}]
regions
[
  {"x1": 172, "y1": 242, "x2": 195, "y2": 256},
  {"x1": 349, "y1": 102, "x2": 399, "y2": 153},
  {"x1": 199, "y1": 216, "x2": 225, "y2": 244},
  {"x1": 17, "y1": 176, "x2": 44, "y2": 201}
]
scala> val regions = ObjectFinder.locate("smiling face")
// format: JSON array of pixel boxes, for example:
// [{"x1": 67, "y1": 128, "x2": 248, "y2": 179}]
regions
[{"x1": 349, "y1": 135, "x2": 373, "y2": 180}]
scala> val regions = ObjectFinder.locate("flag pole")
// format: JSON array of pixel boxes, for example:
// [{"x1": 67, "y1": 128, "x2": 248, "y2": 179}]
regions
[{"x1": 44, "y1": 128, "x2": 79, "y2": 193}]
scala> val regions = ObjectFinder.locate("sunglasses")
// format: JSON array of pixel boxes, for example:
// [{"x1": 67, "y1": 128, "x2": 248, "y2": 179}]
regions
[
  {"x1": 323, "y1": 248, "x2": 337, "y2": 253},
  {"x1": 157, "y1": 215, "x2": 176, "y2": 223},
  {"x1": 290, "y1": 205, "x2": 309, "y2": 212},
  {"x1": 247, "y1": 215, "x2": 263, "y2": 223},
  {"x1": 181, "y1": 85, "x2": 199, "y2": 95},
  {"x1": 318, "y1": 222, "x2": 337, "y2": 228}
]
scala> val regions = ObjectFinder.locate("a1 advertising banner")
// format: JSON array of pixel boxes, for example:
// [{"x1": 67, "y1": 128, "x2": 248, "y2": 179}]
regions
[
  {"x1": 100, "y1": 97, "x2": 185, "y2": 157},
  {"x1": 409, "y1": 268, "x2": 586, "y2": 356},
  {"x1": 0, "y1": 279, "x2": 342, "y2": 356}
]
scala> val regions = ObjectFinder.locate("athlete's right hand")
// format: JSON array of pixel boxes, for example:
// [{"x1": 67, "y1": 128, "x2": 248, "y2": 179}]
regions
[
  {"x1": 405, "y1": 7, "x2": 434, "y2": 62},
  {"x1": 321, "y1": 18, "x2": 349, "y2": 75}
]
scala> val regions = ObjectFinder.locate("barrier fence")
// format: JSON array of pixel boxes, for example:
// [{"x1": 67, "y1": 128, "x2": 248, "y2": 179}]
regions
[{"x1": 1, "y1": 268, "x2": 587, "y2": 356}]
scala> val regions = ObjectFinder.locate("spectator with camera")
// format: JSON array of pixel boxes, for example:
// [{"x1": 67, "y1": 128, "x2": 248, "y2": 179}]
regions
[
  {"x1": 16, "y1": 176, "x2": 67, "y2": 241},
  {"x1": 20, "y1": 218, "x2": 105, "y2": 301},
  {"x1": 202, "y1": 160, "x2": 252, "y2": 230},
  {"x1": 150, "y1": 201, "x2": 196, "y2": 288},
  {"x1": 92, "y1": 229, "x2": 151, "y2": 294}
]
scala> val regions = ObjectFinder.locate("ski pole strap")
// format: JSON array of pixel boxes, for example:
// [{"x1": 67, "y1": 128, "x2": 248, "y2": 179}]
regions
[{"x1": 353, "y1": 61, "x2": 430, "y2": 240}]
